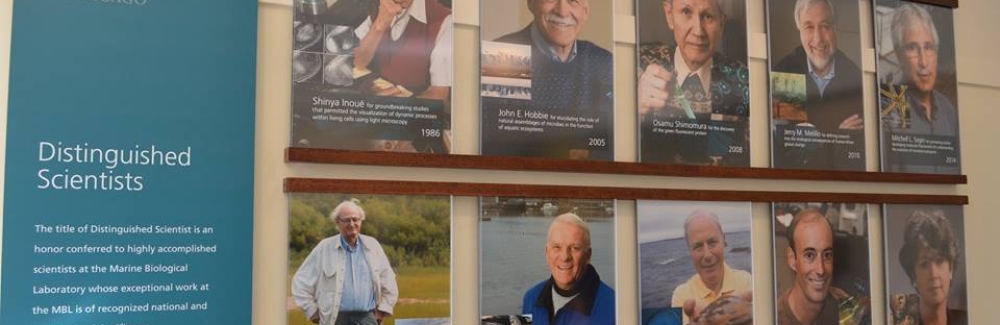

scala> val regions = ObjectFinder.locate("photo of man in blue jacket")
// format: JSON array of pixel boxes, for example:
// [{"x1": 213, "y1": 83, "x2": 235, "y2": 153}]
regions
[{"x1": 522, "y1": 213, "x2": 615, "y2": 325}]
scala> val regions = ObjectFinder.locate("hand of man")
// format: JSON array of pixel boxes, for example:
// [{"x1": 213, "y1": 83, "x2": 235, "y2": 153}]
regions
[
  {"x1": 638, "y1": 64, "x2": 674, "y2": 115},
  {"x1": 374, "y1": 0, "x2": 404, "y2": 29},
  {"x1": 375, "y1": 310, "x2": 388, "y2": 324},
  {"x1": 683, "y1": 298, "x2": 703, "y2": 321},
  {"x1": 687, "y1": 291, "x2": 753, "y2": 325},
  {"x1": 369, "y1": 79, "x2": 409, "y2": 97},
  {"x1": 374, "y1": 84, "x2": 405, "y2": 97},
  {"x1": 309, "y1": 310, "x2": 320, "y2": 324},
  {"x1": 838, "y1": 114, "x2": 863, "y2": 130}
]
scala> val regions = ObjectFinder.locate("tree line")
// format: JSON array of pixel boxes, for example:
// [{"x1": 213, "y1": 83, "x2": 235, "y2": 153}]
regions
[{"x1": 289, "y1": 194, "x2": 451, "y2": 269}]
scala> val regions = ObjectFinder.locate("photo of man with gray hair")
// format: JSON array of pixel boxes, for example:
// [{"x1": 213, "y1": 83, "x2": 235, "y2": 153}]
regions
[{"x1": 876, "y1": 0, "x2": 961, "y2": 174}]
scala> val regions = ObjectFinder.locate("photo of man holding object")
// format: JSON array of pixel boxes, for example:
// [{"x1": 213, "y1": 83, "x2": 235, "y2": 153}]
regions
[
  {"x1": 636, "y1": 0, "x2": 751, "y2": 166},
  {"x1": 291, "y1": 0, "x2": 453, "y2": 154}
]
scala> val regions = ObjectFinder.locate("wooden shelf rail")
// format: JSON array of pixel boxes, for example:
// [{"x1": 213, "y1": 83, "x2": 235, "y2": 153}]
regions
[
  {"x1": 915, "y1": 0, "x2": 958, "y2": 8},
  {"x1": 286, "y1": 148, "x2": 967, "y2": 185},
  {"x1": 285, "y1": 178, "x2": 968, "y2": 205}
]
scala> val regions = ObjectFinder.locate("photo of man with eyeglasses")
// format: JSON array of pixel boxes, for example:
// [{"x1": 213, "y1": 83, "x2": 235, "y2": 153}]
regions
[
  {"x1": 877, "y1": 1, "x2": 961, "y2": 174},
  {"x1": 292, "y1": 200, "x2": 399, "y2": 325}
]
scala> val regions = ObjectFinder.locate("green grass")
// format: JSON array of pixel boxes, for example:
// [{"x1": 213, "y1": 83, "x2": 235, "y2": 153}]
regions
[
  {"x1": 392, "y1": 302, "x2": 450, "y2": 322},
  {"x1": 287, "y1": 266, "x2": 450, "y2": 325},
  {"x1": 396, "y1": 266, "x2": 450, "y2": 300}
]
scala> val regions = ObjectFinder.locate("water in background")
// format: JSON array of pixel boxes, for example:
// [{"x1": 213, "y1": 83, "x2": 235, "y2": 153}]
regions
[
  {"x1": 481, "y1": 216, "x2": 616, "y2": 316},
  {"x1": 639, "y1": 230, "x2": 753, "y2": 309}
]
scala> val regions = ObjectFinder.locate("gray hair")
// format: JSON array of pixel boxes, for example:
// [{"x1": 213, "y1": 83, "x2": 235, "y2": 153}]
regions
[
  {"x1": 663, "y1": 0, "x2": 725, "y2": 13},
  {"x1": 794, "y1": 0, "x2": 837, "y2": 27},
  {"x1": 549, "y1": 212, "x2": 592, "y2": 249},
  {"x1": 683, "y1": 209, "x2": 726, "y2": 246},
  {"x1": 890, "y1": 3, "x2": 939, "y2": 52},
  {"x1": 329, "y1": 199, "x2": 366, "y2": 223}
]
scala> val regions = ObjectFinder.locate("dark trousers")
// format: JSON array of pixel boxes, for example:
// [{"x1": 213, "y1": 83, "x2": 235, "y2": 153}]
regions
[{"x1": 335, "y1": 310, "x2": 377, "y2": 325}]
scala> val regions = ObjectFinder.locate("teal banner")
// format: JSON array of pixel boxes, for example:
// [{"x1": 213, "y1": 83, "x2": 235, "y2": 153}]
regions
[{"x1": 1, "y1": 1, "x2": 257, "y2": 324}]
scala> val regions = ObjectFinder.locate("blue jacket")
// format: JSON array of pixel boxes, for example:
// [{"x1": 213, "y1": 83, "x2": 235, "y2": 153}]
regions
[{"x1": 521, "y1": 265, "x2": 616, "y2": 325}]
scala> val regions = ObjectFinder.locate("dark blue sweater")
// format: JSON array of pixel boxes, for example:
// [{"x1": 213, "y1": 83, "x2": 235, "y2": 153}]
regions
[{"x1": 495, "y1": 25, "x2": 614, "y2": 112}]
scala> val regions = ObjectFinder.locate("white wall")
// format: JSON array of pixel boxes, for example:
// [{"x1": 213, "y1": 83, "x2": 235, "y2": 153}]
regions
[{"x1": 3, "y1": 0, "x2": 999, "y2": 324}]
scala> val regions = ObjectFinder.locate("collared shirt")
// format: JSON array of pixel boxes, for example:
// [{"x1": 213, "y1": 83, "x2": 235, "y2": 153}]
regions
[
  {"x1": 530, "y1": 23, "x2": 578, "y2": 63},
  {"x1": 882, "y1": 89, "x2": 960, "y2": 174},
  {"x1": 674, "y1": 49, "x2": 713, "y2": 97},
  {"x1": 807, "y1": 58, "x2": 836, "y2": 97},
  {"x1": 291, "y1": 235, "x2": 399, "y2": 325},
  {"x1": 902, "y1": 89, "x2": 959, "y2": 137},
  {"x1": 339, "y1": 236, "x2": 376, "y2": 312},
  {"x1": 671, "y1": 263, "x2": 753, "y2": 325}
]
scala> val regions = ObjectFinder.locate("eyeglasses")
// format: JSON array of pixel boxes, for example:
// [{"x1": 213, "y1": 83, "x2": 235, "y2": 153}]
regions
[
  {"x1": 337, "y1": 216, "x2": 362, "y2": 224},
  {"x1": 901, "y1": 43, "x2": 938, "y2": 58}
]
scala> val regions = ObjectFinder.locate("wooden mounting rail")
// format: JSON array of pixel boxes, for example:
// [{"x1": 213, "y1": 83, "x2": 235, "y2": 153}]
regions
[
  {"x1": 286, "y1": 148, "x2": 967, "y2": 185},
  {"x1": 284, "y1": 178, "x2": 968, "y2": 205},
  {"x1": 914, "y1": 0, "x2": 958, "y2": 8}
]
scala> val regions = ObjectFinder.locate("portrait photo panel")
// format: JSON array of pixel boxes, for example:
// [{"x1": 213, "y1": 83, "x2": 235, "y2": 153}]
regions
[
  {"x1": 636, "y1": 0, "x2": 750, "y2": 166},
  {"x1": 883, "y1": 204, "x2": 968, "y2": 325},
  {"x1": 637, "y1": 200, "x2": 753, "y2": 325},
  {"x1": 479, "y1": 0, "x2": 615, "y2": 161},
  {"x1": 287, "y1": 194, "x2": 451, "y2": 325},
  {"x1": 480, "y1": 197, "x2": 616, "y2": 324},
  {"x1": 772, "y1": 202, "x2": 871, "y2": 325},
  {"x1": 875, "y1": 0, "x2": 961, "y2": 174},
  {"x1": 767, "y1": 0, "x2": 867, "y2": 171},
  {"x1": 291, "y1": 0, "x2": 454, "y2": 154}
]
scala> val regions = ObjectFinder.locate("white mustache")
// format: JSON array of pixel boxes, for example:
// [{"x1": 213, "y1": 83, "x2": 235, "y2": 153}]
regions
[{"x1": 545, "y1": 14, "x2": 577, "y2": 27}]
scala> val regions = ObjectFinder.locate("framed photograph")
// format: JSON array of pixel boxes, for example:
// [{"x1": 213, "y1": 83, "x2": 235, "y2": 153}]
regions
[
  {"x1": 637, "y1": 200, "x2": 754, "y2": 325},
  {"x1": 883, "y1": 204, "x2": 968, "y2": 325},
  {"x1": 768, "y1": 0, "x2": 867, "y2": 171},
  {"x1": 291, "y1": 0, "x2": 453, "y2": 153},
  {"x1": 287, "y1": 194, "x2": 451, "y2": 325},
  {"x1": 480, "y1": 0, "x2": 615, "y2": 161},
  {"x1": 480, "y1": 197, "x2": 616, "y2": 324},
  {"x1": 875, "y1": 0, "x2": 961, "y2": 174},
  {"x1": 772, "y1": 202, "x2": 871, "y2": 325},
  {"x1": 637, "y1": 0, "x2": 750, "y2": 166}
]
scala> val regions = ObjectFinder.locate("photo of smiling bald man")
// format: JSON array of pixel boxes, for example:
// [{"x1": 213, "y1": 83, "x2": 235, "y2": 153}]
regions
[
  {"x1": 768, "y1": 0, "x2": 867, "y2": 171},
  {"x1": 772, "y1": 202, "x2": 872, "y2": 325},
  {"x1": 480, "y1": 0, "x2": 615, "y2": 161}
]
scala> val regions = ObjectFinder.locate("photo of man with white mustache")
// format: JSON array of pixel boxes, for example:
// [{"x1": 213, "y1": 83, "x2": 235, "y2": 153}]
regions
[{"x1": 480, "y1": 0, "x2": 614, "y2": 161}]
